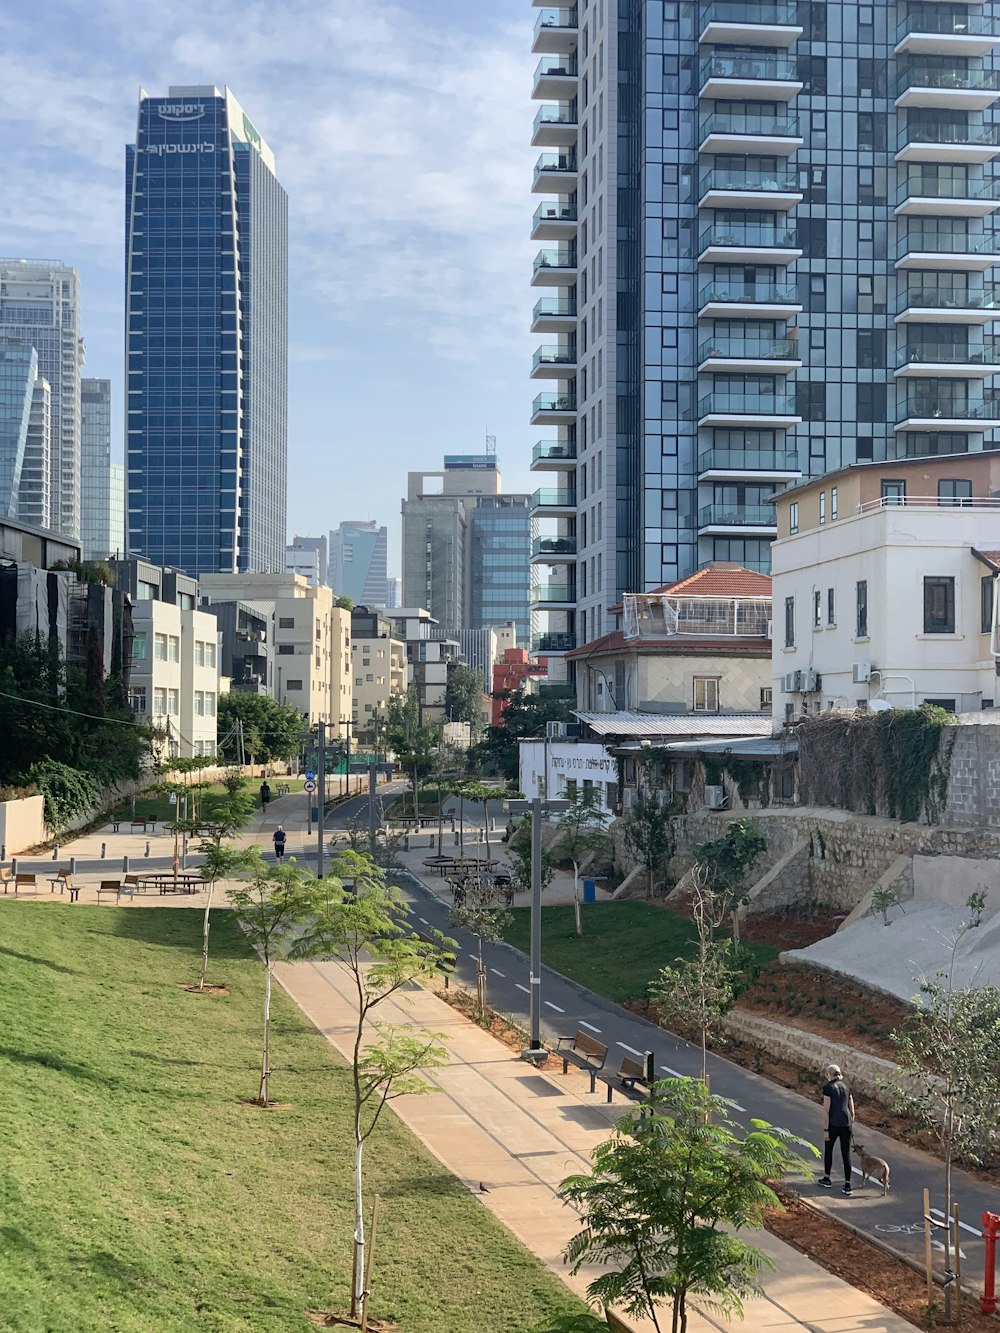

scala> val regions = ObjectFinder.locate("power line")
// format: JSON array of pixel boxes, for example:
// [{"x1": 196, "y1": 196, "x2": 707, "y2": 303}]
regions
[{"x1": 0, "y1": 688, "x2": 145, "y2": 728}]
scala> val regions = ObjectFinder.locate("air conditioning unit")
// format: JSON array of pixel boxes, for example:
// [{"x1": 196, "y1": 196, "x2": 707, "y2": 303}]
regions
[
  {"x1": 705, "y1": 784, "x2": 726, "y2": 810},
  {"x1": 852, "y1": 662, "x2": 872, "y2": 684},
  {"x1": 781, "y1": 671, "x2": 799, "y2": 693},
  {"x1": 622, "y1": 788, "x2": 637, "y2": 811},
  {"x1": 800, "y1": 669, "x2": 821, "y2": 693},
  {"x1": 546, "y1": 721, "x2": 567, "y2": 739}
]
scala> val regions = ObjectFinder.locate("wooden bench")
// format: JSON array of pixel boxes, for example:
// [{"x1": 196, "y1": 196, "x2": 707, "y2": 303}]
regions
[
  {"x1": 48, "y1": 869, "x2": 72, "y2": 895},
  {"x1": 14, "y1": 873, "x2": 38, "y2": 897},
  {"x1": 129, "y1": 819, "x2": 155, "y2": 835},
  {"x1": 0, "y1": 866, "x2": 13, "y2": 894},
  {"x1": 598, "y1": 1053, "x2": 655, "y2": 1105},
  {"x1": 557, "y1": 1030, "x2": 609, "y2": 1093},
  {"x1": 97, "y1": 880, "x2": 135, "y2": 904}
]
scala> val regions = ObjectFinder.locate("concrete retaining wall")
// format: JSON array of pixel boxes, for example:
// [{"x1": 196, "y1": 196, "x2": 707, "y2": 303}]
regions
[{"x1": 0, "y1": 794, "x2": 45, "y2": 857}]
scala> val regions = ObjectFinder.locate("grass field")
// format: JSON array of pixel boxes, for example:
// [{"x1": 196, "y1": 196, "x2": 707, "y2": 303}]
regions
[
  {"x1": 111, "y1": 782, "x2": 238, "y2": 825},
  {"x1": 0, "y1": 904, "x2": 582, "y2": 1332},
  {"x1": 501, "y1": 901, "x2": 779, "y2": 1004}
]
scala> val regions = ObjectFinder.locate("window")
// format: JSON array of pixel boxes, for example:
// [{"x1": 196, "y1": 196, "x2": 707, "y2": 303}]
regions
[
  {"x1": 693, "y1": 677, "x2": 720, "y2": 712},
  {"x1": 167, "y1": 689, "x2": 179, "y2": 715},
  {"x1": 938, "y1": 478, "x2": 973, "y2": 507},
  {"x1": 831, "y1": 487, "x2": 838, "y2": 521},
  {"x1": 857, "y1": 384, "x2": 886, "y2": 422},
  {"x1": 194, "y1": 691, "x2": 205, "y2": 716},
  {"x1": 784, "y1": 595, "x2": 795, "y2": 648},
  {"x1": 856, "y1": 437, "x2": 874, "y2": 461},
  {"x1": 983, "y1": 575, "x2": 995, "y2": 634},
  {"x1": 777, "y1": 767, "x2": 795, "y2": 802},
  {"x1": 153, "y1": 687, "x2": 167, "y2": 716},
  {"x1": 129, "y1": 686, "x2": 146, "y2": 714},
  {"x1": 195, "y1": 641, "x2": 205, "y2": 667},
  {"x1": 206, "y1": 692, "x2": 216, "y2": 717},
  {"x1": 132, "y1": 632, "x2": 147, "y2": 660},
  {"x1": 206, "y1": 642, "x2": 216, "y2": 668},
  {"x1": 881, "y1": 479, "x2": 906, "y2": 506},
  {"x1": 856, "y1": 581, "x2": 869, "y2": 638},
  {"x1": 827, "y1": 588, "x2": 835, "y2": 626},
  {"x1": 277, "y1": 644, "x2": 294, "y2": 655},
  {"x1": 154, "y1": 633, "x2": 167, "y2": 661},
  {"x1": 789, "y1": 501, "x2": 799, "y2": 534},
  {"x1": 925, "y1": 698, "x2": 956, "y2": 712},
  {"x1": 819, "y1": 491, "x2": 826, "y2": 524},
  {"x1": 278, "y1": 616, "x2": 295, "y2": 629},
  {"x1": 168, "y1": 636, "x2": 180, "y2": 663},
  {"x1": 923, "y1": 577, "x2": 956, "y2": 634},
  {"x1": 857, "y1": 330, "x2": 885, "y2": 370},
  {"x1": 760, "y1": 686, "x2": 772, "y2": 711},
  {"x1": 285, "y1": 679, "x2": 303, "y2": 691},
  {"x1": 813, "y1": 589, "x2": 822, "y2": 628},
  {"x1": 796, "y1": 382, "x2": 825, "y2": 421}
]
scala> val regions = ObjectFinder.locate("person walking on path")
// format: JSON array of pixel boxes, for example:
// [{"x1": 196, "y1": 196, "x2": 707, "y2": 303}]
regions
[
  {"x1": 273, "y1": 826, "x2": 286, "y2": 861},
  {"x1": 819, "y1": 1063, "x2": 856, "y2": 1195},
  {"x1": 259, "y1": 780, "x2": 271, "y2": 812}
]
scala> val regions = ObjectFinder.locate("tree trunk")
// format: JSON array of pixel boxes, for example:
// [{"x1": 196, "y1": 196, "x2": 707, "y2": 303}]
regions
[
  {"x1": 477, "y1": 933, "x2": 487, "y2": 1016},
  {"x1": 258, "y1": 965, "x2": 272, "y2": 1106},
  {"x1": 353, "y1": 1134, "x2": 366, "y2": 1317},
  {"x1": 198, "y1": 880, "x2": 215, "y2": 991},
  {"x1": 573, "y1": 862, "x2": 583, "y2": 937},
  {"x1": 459, "y1": 796, "x2": 465, "y2": 856},
  {"x1": 413, "y1": 764, "x2": 419, "y2": 821},
  {"x1": 482, "y1": 801, "x2": 491, "y2": 863}
]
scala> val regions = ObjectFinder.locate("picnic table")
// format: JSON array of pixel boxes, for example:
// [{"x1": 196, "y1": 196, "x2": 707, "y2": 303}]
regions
[
  {"x1": 136, "y1": 871, "x2": 206, "y2": 896},
  {"x1": 422, "y1": 855, "x2": 457, "y2": 877}
]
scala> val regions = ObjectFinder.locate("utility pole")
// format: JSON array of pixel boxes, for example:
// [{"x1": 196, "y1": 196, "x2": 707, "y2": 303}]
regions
[
  {"x1": 368, "y1": 712, "x2": 380, "y2": 853},
  {"x1": 317, "y1": 720, "x2": 327, "y2": 879}
]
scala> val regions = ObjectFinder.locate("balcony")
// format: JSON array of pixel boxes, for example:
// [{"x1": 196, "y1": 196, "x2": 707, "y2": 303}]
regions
[
  {"x1": 895, "y1": 339, "x2": 1000, "y2": 376},
  {"x1": 895, "y1": 229, "x2": 1000, "y2": 271},
  {"x1": 896, "y1": 283, "x2": 1000, "y2": 322},
  {"x1": 697, "y1": 503, "x2": 777, "y2": 533},
  {"x1": 697, "y1": 335, "x2": 801, "y2": 373},
  {"x1": 531, "y1": 343, "x2": 578, "y2": 378},
  {"x1": 532, "y1": 7, "x2": 579, "y2": 55},
  {"x1": 531, "y1": 394, "x2": 578, "y2": 426},
  {"x1": 699, "y1": 53, "x2": 803, "y2": 101},
  {"x1": 696, "y1": 391, "x2": 801, "y2": 428},
  {"x1": 699, "y1": 166, "x2": 802, "y2": 210},
  {"x1": 896, "y1": 65, "x2": 1000, "y2": 110},
  {"x1": 894, "y1": 173, "x2": 1000, "y2": 217},
  {"x1": 698, "y1": 280, "x2": 802, "y2": 319},
  {"x1": 896, "y1": 121, "x2": 1000, "y2": 165},
  {"x1": 698, "y1": 447, "x2": 801, "y2": 479},
  {"x1": 698, "y1": 221, "x2": 802, "y2": 265},
  {"x1": 533, "y1": 54, "x2": 578, "y2": 100},
  {"x1": 532, "y1": 102, "x2": 578, "y2": 148},
  {"x1": 532, "y1": 200, "x2": 578, "y2": 241},
  {"x1": 533, "y1": 151, "x2": 578, "y2": 193},
  {"x1": 531, "y1": 247, "x2": 578, "y2": 286},
  {"x1": 531, "y1": 535, "x2": 577, "y2": 563},
  {"x1": 699, "y1": 1, "x2": 802, "y2": 47},
  {"x1": 896, "y1": 12, "x2": 999, "y2": 58},
  {"x1": 895, "y1": 396, "x2": 1000, "y2": 430},
  {"x1": 531, "y1": 296, "x2": 577, "y2": 332},
  {"x1": 531, "y1": 440, "x2": 578, "y2": 469},
  {"x1": 531, "y1": 583, "x2": 576, "y2": 607},
  {"x1": 531, "y1": 631, "x2": 577, "y2": 654},
  {"x1": 530, "y1": 486, "x2": 578, "y2": 514},
  {"x1": 698, "y1": 110, "x2": 802, "y2": 155}
]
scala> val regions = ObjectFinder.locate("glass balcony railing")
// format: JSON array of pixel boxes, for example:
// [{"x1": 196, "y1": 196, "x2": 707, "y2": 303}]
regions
[
  {"x1": 534, "y1": 55, "x2": 579, "y2": 81},
  {"x1": 534, "y1": 8, "x2": 579, "y2": 38},
  {"x1": 701, "y1": 53, "x2": 799, "y2": 82},
  {"x1": 899, "y1": 397, "x2": 1000, "y2": 421},
  {"x1": 699, "y1": 221, "x2": 798, "y2": 250},
  {"x1": 531, "y1": 487, "x2": 578, "y2": 505},
  {"x1": 532, "y1": 440, "x2": 578, "y2": 464},
  {"x1": 699, "y1": 280, "x2": 800, "y2": 305},
  {"x1": 700, "y1": 166, "x2": 800, "y2": 194},
  {"x1": 533, "y1": 296, "x2": 577, "y2": 320},
  {"x1": 897, "y1": 12, "x2": 996, "y2": 41},
  {"x1": 533, "y1": 248, "x2": 578, "y2": 272},
  {"x1": 532, "y1": 395, "x2": 578, "y2": 416},
  {"x1": 698, "y1": 336, "x2": 799, "y2": 361},
  {"x1": 532, "y1": 535, "x2": 577, "y2": 557},
  {"x1": 533, "y1": 201, "x2": 578, "y2": 228},
  {"x1": 898, "y1": 66, "x2": 1000, "y2": 94},
  {"x1": 698, "y1": 447, "x2": 800, "y2": 473},
  {"x1": 532, "y1": 344, "x2": 577, "y2": 370},
  {"x1": 698, "y1": 391, "x2": 798, "y2": 417},
  {"x1": 896, "y1": 340, "x2": 1000, "y2": 366},
  {"x1": 897, "y1": 285, "x2": 1000, "y2": 311},
  {"x1": 896, "y1": 230, "x2": 999, "y2": 258},
  {"x1": 533, "y1": 104, "x2": 578, "y2": 133},
  {"x1": 897, "y1": 175, "x2": 1000, "y2": 203},
  {"x1": 532, "y1": 584, "x2": 575, "y2": 602},
  {"x1": 700, "y1": 111, "x2": 799, "y2": 138},
  {"x1": 698, "y1": 504, "x2": 777, "y2": 528},
  {"x1": 899, "y1": 123, "x2": 1000, "y2": 149},
  {"x1": 533, "y1": 153, "x2": 578, "y2": 181},
  {"x1": 532, "y1": 632, "x2": 577, "y2": 653},
  {"x1": 702, "y1": 1, "x2": 799, "y2": 26}
]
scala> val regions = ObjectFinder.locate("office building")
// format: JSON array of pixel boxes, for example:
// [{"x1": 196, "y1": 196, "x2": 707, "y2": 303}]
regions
[
  {"x1": 386, "y1": 574, "x2": 401, "y2": 608},
  {"x1": 529, "y1": 0, "x2": 1000, "y2": 664},
  {"x1": 125, "y1": 86, "x2": 288, "y2": 577},
  {"x1": 288, "y1": 533, "x2": 328, "y2": 585},
  {"x1": 20, "y1": 377, "x2": 52, "y2": 532},
  {"x1": 470, "y1": 495, "x2": 532, "y2": 645},
  {"x1": 0, "y1": 340, "x2": 36, "y2": 519},
  {"x1": 0, "y1": 260, "x2": 83, "y2": 538},
  {"x1": 330, "y1": 520, "x2": 388, "y2": 603},
  {"x1": 81, "y1": 379, "x2": 123, "y2": 560},
  {"x1": 285, "y1": 541, "x2": 321, "y2": 585}
]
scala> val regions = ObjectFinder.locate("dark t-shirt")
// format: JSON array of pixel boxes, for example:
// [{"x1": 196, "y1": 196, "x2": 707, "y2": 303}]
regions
[
  {"x1": 273, "y1": 831, "x2": 286, "y2": 847},
  {"x1": 824, "y1": 1078, "x2": 852, "y2": 1127}
]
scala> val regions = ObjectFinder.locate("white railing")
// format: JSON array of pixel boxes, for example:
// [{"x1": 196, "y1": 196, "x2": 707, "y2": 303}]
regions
[
  {"x1": 622, "y1": 593, "x2": 771, "y2": 640},
  {"x1": 857, "y1": 495, "x2": 1000, "y2": 514}
]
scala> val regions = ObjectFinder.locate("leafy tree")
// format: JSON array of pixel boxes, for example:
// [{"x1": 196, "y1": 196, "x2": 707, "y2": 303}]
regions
[
  {"x1": 507, "y1": 813, "x2": 557, "y2": 894},
  {"x1": 555, "y1": 786, "x2": 610, "y2": 937},
  {"x1": 560, "y1": 1078, "x2": 816, "y2": 1333},
  {"x1": 217, "y1": 691, "x2": 305, "y2": 764},
  {"x1": 445, "y1": 663, "x2": 485, "y2": 737},
  {"x1": 292, "y1": 852, "x2": 451, "y2": 1319},
  {"x1": 335, "y1": 594, "x2": 355, "y2": 610},
  {"x1": 451, "y1": 879, "x2": 511, "y2": 1017},
  {"x1": 475, "y1": 688, "x2": 576, "y2": 782},
  {"x1": 391, "y1": 724, "x2": 438, "y2": 820},
  {"x1": 193, "y1": 770, "x2": 257, "y2": 992},
  {"x1": 228, "y1": 851, "x2": 316, "y2": 1106},
  {"x1": 453, "y1": 779, "x2": 505, "y2": 863},
  {"x1": 693, "y1": 819, "x2": 767, "y2": 945},
  {"x1": 622, "y1": 787, "x2": 676, "y2": 900}
]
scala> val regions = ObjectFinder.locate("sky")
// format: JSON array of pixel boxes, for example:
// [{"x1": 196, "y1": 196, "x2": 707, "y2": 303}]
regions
[{"x1": 0, "y1": 0, "x2": 540, "y2": 572}]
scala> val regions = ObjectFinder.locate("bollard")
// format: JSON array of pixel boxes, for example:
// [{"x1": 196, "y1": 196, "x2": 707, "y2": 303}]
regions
[
  {"x1": 11, "y1": 857, "x2": 17, "y2": 875},
  {"x1": 982, "y1": 1211, "x2": 1000, "y2": 1313},
  {"x1": 453, "y1": 831, "x2": 459, "y2": 846},
  {"x1": 52, "y1": 844, "x2": 59, "y2": 860},
  {"x1": 100, "y1": 842, "x2": 106, "y2": 859},
  {"x1": 1, "y1": 844, "x2": 5, "y2": 863},
  {"x1": 145, "y1": 840, "x2": 151, "y2": 858},
  {"x1": 123, "y1": 854, "x2": 129, "y2": 873},
  {"x1": 69, "y1": 856, "x2": 76, "y2": 874},
  {"x1": 404, "y1": 835, "x2": 410, "y2": 852}
]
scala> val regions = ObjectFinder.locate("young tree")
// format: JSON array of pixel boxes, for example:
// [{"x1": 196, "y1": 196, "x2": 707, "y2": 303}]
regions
[
  {"x1": 229, "y1": 851, "x2": 316, "y2": 1106},
  {"x1": 507, "y1": 813, "x2": 557, "y2": 894},
  {"x1": 445, "y1": 662, "x2": 486, "y2": 736},
  {"x1": 454, "y1": 779, "x2": 504, "y2": 864},
  {"x1": 193, "y1": 771, "x2": 257, "y2": 992},
  {"x1": 474, "y1": 688, "x2": 576, "y2": 782},
  {"x1": 555, "y1": 786, "x2": 610, "y2": 936},
  {"x1": 217, "y1": 691, "x2": 305, "y2": 764},
  {"x1": 622, "y1": 787, "x2": 675, "y2": 900},
  {"x1": 693, "y1": 819, "x2": 767, "y2": 946},
  {"x1": 292, "y1": 852, "x2": 451, "y2": 1318},
  {"x1": 560, "y1": 1078, "x2": 816, "y2": 1333},
  {"x1": 451, "y1": 879, "x2": 512, "y2": 1017}
]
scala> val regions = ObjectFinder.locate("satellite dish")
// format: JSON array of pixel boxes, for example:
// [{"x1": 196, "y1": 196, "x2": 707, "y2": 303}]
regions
[{"x1": 869, "y1": 699, "x2": 893, "y2": 712}]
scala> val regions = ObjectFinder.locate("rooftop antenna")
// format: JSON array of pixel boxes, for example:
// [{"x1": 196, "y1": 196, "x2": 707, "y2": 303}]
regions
[{"x1": 485, "y1": 430, "x2": 496, "y2": 457}]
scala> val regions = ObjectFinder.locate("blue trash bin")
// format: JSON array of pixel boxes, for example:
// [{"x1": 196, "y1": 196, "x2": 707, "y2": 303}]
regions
[{"x1": 583, "y1": 877, "x2": 597, "y2": 904}]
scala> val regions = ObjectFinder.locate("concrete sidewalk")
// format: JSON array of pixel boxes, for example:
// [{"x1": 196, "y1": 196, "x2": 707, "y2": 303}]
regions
[{"x1": 276, "y1": 956, "x2": 921, "y2": 1333}]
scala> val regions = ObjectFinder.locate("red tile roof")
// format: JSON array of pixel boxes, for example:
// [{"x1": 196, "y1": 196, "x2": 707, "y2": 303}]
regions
[
  {"x1": 607, "y1": 564, "x2": 771, "y2": 612},
  {"x1": 566, "y1": 630, "x2": 771, "y2": 660},
  {"x1": 973, "y1": 548, "x2": 1000, "y2": 572}
]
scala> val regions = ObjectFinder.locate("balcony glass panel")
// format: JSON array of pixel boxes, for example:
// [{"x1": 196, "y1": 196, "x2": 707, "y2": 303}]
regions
[
  {"x1": 532, "y1": 632, "x2": 577, "y2": 652},
  {"x1": 702, "y1": 1, "x2": 799, "y2": 24},
  {"x1": 698, "y1": 336, "x2": 799, "y2": 361},
  {"x1": 897, "y1": 175, "x2": 1000, "y2": 201},
  {"x1": 533, "y1": 345, "x2": 577, "y2": 370},
  {"x1": 897, "y1": 12, "x2": 996, "y2": 40},
  {"x1": 896, "y1": 230, "x2": 998, "y2": 257},
  {"x1": 699, "y1": 447, "x2": 800, "y2": 472},
  {"x1": 698, "y1": 503, "x2": 777, "y2": 527},
  {"x1": 898, "y1": 66, "x2": 1000, "y2": 93},
  {"x1": 531, "y1": 487, "x2": 578, "y2": 504},
  {"x1": 532, "y1": 441, "x2": 578, "y2": 463},
  {"x1": 897, "y1": 284, "x2": 1000, "y2": 310},
  {"x1": 899, "y1": 397, "x2": 1000, "y2": 420},
  {"x1": 532, "y1": 395, "x2": 578, "y2": 415},
  {"x1": 533, "y1": 297, "x2": 578, "y2": 319},
  {"x1": 701, "y1": 166, "x2": 800, "y2": 193},
  {"x1": 533, "y1": 248, "x2": 577, "y2": 271},
  {"x1": 534, "y1": 55, "x2": 579, "y2": 80},
  {"x1": 898, "y1": 123, "x2": 1000, "y2": 148},
  {"x1": 533, "y1": 202, "x2": 578, "y2": 227},
  {"x1": 697, "y1": 391, "x2": 797, "y2": 416},
  {"x1": 701, "y1": 54, "x2": 798, "y2": 81},
  {"x1": 533, "y1": 104, "x2": 578, "y2": 132},
  {"x1": 534, "y1": 8, "x2": 578, "y2": 36},
  {"x1": 532, "y1": 535, "x2": 578, "y2": 556},
  {"x1": 896, "y1": 340, "x2": 1000, "y2": 365},
  {"x1": 699, "y1": 222, "x2": 798, "y2": 249},
  {"x1": 699, "y1": 280, "x2": 800, "y2": 304},
  {"x1": 700, "y1": 111, "x2": 799, "y2": 137},
  {"x1": 532, "y1": 584, "x2": 575, "y2": 602},
  {"x1": 533, "y1": 153, "x2": 578, "y2": 180}
]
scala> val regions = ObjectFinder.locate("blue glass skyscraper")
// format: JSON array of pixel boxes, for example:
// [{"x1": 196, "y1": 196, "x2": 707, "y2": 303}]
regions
[{"x1": 125, "y1": 86, "x2": 288, "y2": 576}]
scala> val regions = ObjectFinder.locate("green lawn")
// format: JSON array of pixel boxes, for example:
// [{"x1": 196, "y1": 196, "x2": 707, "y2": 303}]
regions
[
  {"x1": 111, "y1": 782, "x2": 237, "y2": 824},
  {"x1": 502, "y1": 902, "x2": 779, "y2": 1005},
  {"x1": 0, "y1": 904, "x2": 582, "y2": 1332}
]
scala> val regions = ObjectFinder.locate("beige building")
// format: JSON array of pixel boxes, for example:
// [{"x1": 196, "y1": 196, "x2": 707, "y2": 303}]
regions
[
  {"x1": 350, "y1": 608, "x2": 407, "y2": 743},
  {"x1": 200, "y1": 572, "x2": 351, "y2": 729}
]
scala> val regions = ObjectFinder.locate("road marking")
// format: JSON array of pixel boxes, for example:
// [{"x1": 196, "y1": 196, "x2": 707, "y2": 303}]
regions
[
  {"x1": 579, "y1": 1021, "x2": 602, "y2": 1034},
  {"x1": 930, "y1": 1208, "x2": 981, "y2": 1239},
  {"x1": 544, "y1": 1001, "x2": 565, "y2": 1013},
  {"x1": 617, "y1": 1042, "x2": 644, "y2": 1057},
  {"x1": 515, "y1": 983, "x2": 530, "y2": 994},
  {"x1": 660, "y1": 1064, "x2": 683, "y2": 1077},
  {"x1": 418, "y1": 916, "x2": 428, "y2": 925},
  {"x1": 467, "y1": 953, "x2": 479, "y2": 961},
  {"x1": 490, "y1": 968, "x2": 505, "y2": 978}
]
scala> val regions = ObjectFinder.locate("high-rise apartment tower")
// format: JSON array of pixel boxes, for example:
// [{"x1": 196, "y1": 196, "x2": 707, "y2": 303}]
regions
[
  {"x1": 530, "y1": 0, "x2": 1000, "y2": 665},
  {"x1": 81, "y1": 379, "x2": 123, "y2": 559},
  {"x1": 125, "y1": 86, "x2": 288, "y2": 577},
  {"x1": 330, "y1": 520, "x2": 389, "y2": 604}
]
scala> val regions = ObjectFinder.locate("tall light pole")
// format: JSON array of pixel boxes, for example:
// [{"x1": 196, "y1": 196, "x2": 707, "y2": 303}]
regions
[{"x1": 507, "y1": 791, "x2": 569, "y2": 1051}]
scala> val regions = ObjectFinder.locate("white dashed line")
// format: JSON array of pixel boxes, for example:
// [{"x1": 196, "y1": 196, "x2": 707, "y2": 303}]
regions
[
  {"x1": 930, "y1": 1208, "x2": 981, "y2": 1238},
  {"x1": 515, "y1": 983, "x2": 530, "y2": 994},
  {"x1": 579, "y1": 1021, "x2": 602, "y2": 1034},
  {"x1": 418, "y1": 917, "x2": 428, "y2": 925},
  {"x1": 467, "y1": 953, "x2": 479, "y2": 961},
  {"x1": 544, "y1": 1001, "x2": 565, "y2": 1013},
  {"x1": 617, "y1": 1042, "x2": 644, "y2": 1057},
  {"x1": 490, "y1": 968, "x2": 505, "y2": 978},
  {"x1": 660, "y1": 1064, "x2": 683, "y2": 1077}
]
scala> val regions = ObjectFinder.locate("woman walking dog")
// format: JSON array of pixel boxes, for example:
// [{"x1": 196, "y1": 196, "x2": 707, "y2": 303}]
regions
[{"x1": 819, "y1": 1063, "x2": 855, "y2": 1196}]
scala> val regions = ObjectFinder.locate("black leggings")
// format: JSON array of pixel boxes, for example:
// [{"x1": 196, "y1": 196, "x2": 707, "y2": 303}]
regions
[{"x1": 824, "y1": 1125, "x2": 852, "y2": 1181}]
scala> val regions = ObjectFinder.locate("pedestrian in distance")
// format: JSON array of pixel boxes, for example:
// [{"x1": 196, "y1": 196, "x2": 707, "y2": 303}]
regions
[
  {"x1": 819, "y1": 1062, "x2": 856, "y2": 1195},
  {"x1": 259, "y1": 780, "x2": 271, "y2": 811},
  {"x1": 273, "y1": 826, "x2": 286, "y2": 861}
]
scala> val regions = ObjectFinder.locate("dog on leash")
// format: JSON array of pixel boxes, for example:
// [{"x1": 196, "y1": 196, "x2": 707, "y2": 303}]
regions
[{"x1": 852, "y1": 1140, "x2": 890, "y2": 1195}]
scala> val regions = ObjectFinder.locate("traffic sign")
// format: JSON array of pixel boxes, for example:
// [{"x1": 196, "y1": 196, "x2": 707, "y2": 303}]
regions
[
  {"x1": 305, "y1": 769, "x2": 316, "y2": 782},
  {"x1": 303, "y1": 780, "x2": 317, "y2": 794},
  {"x1": 168, "y1": 792, "x2": 177, "y2": 805}
]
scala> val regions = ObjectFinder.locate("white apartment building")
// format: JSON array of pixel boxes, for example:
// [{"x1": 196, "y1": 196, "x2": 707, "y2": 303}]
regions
[
  {"x1": 130, "y1": 600, "x2": 220, "y2": 757},
  {"x1": 351, "y1": 629, "x2": 408, "y2": 743},
  {"x1": 772, "y1": 454, "x2": 1000, "y2": 720}
]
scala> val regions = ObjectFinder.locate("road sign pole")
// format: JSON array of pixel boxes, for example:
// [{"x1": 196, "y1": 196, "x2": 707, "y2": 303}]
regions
[{"x1": 317, "y1": 721, "x2": 326, "y2": 879}]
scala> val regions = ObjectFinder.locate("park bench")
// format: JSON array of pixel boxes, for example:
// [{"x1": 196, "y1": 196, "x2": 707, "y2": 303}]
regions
[
  {"x1": 557, "y1": 1030, "x2": 609, "y2": 1093},
  {"x1": 0, "y1": 866, "x2": 13, "y2": 894},
  {"x1": 14, "y1": 873, "x2": 38, "y2": 897},
  {"x1": 96, "y1": 880, "x2": 135, "y2": 904},
  {"x1": 598, "y1": 1053, "x2": 655, "y2": 1105},
  {"x1": 48, "y1": 869, "x2": 72, "y2": 894},
  {"x1": 128, "y1": 819, "x2": 155, "y2": 835}
]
